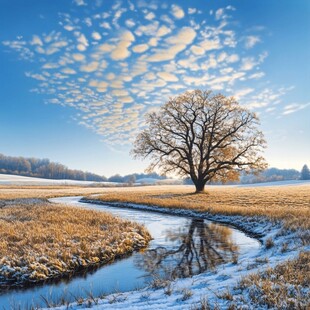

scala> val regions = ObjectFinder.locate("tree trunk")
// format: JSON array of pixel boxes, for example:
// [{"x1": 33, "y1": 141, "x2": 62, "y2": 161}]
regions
[{"x1": 194, "y1": 180, "x2": 206, "y2": 193}]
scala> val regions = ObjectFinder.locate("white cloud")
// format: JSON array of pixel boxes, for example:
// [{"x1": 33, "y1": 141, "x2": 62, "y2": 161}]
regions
[
  {"x1": 226, "y1": 54, "x2": 239, "y2": 63},
  {"x1": 135, "y1": 22, "x2": 159, "y2": 37},
  {"x1": 283, "y1": 103, "x2": 310, "y2": 115},
  {"x1": 171, "y1": 4, "x2": 185, "y2": 19},
  {"x1": 72, "y1": 53, "x2": 85, "y2": 61},
  {"x1": 245, "y1": 36, "x2": 261, "y2": 49},
  {"x1": 111, "y1": 30, "x2": 135, "y2": 60},
  {"x1": 217, "y1": 52, "x2": 227, "y2": 62},
  {"x1": 106, "y1": 73, "x2": 115, "y2": 80},
  {"x1": 100, "y1": 22, "x2": 111, "y2": 30},
  {"x1": 156, "y1": 25, "x2": 171, "y2": 37},
  {"x1": 80, "y1": 61, "x2": 99, "y2": 72},
  {"x1": 145, "y1": 12, "x2": 155, "y2": 20},
  {"x1": 77, "y1": 44, "x2": 86, "y2": 51},
  {"x1": 125, "y1": 19, "x2": 135, "y2": 28},
  {"x1": 148, "y1": 44, "x2": 186, "y2": 62},
  {"x1": 25, "y1": 72, "x2": 46, "y2": 81},
  {"x1": 62, "y1": 68, "x2": 76, "y2": 74},
  {"x1": 92, "y1": 32, "x2": 102, "y2": 40},
  {"x1": 112, "y1": 89, "x2": 129, "y2": 97},
  {"x1": 166, "y1": 27, "x2": 196, "y2": 45},
  {"x1": 30, "y1": 35, "x2": 43, "y2": 46},
  {"x1": 119, "y1": 96, "x2": 134, "y2": 103},
  {"x1": 42, "y1": 63, "x2": 59, "y2": 69},
  {"x1": 199, "y1": 38, "x2": 222, "y2": 51},
  {"x1": 240, "y1": 57, "x2": 257, "y2": 71},
  {"x1": 248, "y1": 72, "x2": 265, "y2": 79},
  {"x1": 73, "y1": 0, "x2": 86, "y2": 6},
  {"x1": 148, "y1": 38, "x2": 158, "y2": 46},
  {"x1": 132, "y1": 44, "x2": 149, "y2": 53},
  {"x1": 98, "y1": 43, "x2": 115, "y2": 53},
  {"x1": 215, "y1": 8, "x2": 224, "y2": 20},
  {"x1": 190, "y1": 45, "x2": 205, "y2": 55},
  {"x1": 157, "y1": 72, "x2": 179, "y2": 82},
  {"x1": 233, "y1": 88, "x2": 254, "y2": 100},
  {"x1": 188, "y1": 8, "x2": 197, "y2": 15},
  {"x1": 77, "y1": 34, "x2": 88, "y2": 48},
  {"x1": 64, "y1": 25, "x2": 75, "y2": 31}
]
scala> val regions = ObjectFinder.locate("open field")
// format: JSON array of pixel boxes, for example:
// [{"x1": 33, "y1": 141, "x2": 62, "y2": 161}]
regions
[
  {"x1": 0, "y1": 183, "x2": 309, "y2": 308},
  {"x1": 91, "y1": 183, "x2": 310, "y2": 233},
  {"x1": 0, "y1": 199, "x2": 150, "y2": 287}
]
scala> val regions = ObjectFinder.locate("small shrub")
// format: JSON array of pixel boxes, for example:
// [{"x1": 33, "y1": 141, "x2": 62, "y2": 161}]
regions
[
  {"x1": 265, "y1": 237, "x2": 274, "y2": 249},
  {"x1": 164, "y1": 283, "x2": 173, "y2": 296},
  {"x1": 180, "y1": 288, "x2": 193, "y2": 301},
  {"x1": 281, "y1": 242, "x2": 288, "y2": 253}
]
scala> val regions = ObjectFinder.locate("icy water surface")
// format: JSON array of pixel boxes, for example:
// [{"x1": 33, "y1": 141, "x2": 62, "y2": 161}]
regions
[{"x1": 0, "y1": 196, "x2": 260, "y2": 309}]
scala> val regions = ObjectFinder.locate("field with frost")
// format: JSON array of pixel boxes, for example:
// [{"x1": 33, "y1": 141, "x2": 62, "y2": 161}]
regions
[
  {"x1": 0, "y1": 180, "x2": 309, "y2": 309},
  {"x1": 0, "y1": 199, "x2": 150, "y2": 288}
]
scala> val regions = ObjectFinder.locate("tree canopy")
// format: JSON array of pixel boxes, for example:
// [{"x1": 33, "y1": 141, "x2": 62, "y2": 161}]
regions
[
  {"x1": 132, "y1": 89, "x2": 267, "y2": 192},
  {"x1": 300, "y1": 164, "x2": 310, "y2": 180}
]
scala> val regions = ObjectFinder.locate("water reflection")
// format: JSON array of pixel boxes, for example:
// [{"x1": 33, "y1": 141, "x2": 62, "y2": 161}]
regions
[{"x1": 136, "y1": 219, "x2": 239, "y2": 279}]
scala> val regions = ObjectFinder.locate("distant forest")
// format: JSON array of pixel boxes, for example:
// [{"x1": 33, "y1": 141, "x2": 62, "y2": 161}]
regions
[
  {"x1": 184, "y1": 167, "x2": 306, "y2": 185},
  {"x1": 240, "y1": 167, "x2": 302, "y2": 184},
  {"x1": 0, "y1": 153, "x2": 106, "y2": 181},
  {"x1": 0, "y1": 153, "x2": 308, "y2": 184},
  {"x1": 0, "y1": 154, "x2": 165, "y2": 182}
]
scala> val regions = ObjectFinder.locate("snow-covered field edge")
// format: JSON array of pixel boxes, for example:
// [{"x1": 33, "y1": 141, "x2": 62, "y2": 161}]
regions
[{"x1": 48, "y1": 199, "x2": 309, "y2": 310}]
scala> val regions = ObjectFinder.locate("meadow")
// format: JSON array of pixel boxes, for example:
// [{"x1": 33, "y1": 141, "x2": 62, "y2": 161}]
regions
[
  {"x1": 89, "y1": 183, "x2": 310, "y2": 309},
  {"x1": 91, "y1": 184, "x2": 310, "y2": 232},
  {"x1": 0, "y1": 197, "x2": 150, "y2": 287},
  {"x1": 0, "y1": 183, "x2": 309, "y2": 308}
]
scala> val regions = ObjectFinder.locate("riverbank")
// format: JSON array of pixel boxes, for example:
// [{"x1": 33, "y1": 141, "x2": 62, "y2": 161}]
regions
[
  {"x1": 0, "y1": 199, "x2": 151, "y2": 289},
  {"x1": 60, "y1": 184, "x2": 308, "y2": 309}
]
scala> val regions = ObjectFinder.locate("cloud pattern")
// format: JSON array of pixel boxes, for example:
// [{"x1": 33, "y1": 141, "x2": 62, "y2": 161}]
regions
[{"x1": 3, "y1": 1, "x2": 305, "y2": 145}]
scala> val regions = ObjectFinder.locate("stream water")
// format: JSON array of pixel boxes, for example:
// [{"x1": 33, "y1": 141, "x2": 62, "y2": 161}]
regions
[{"x1": 0, "y1": 196, "x2": 260, "y2": 309}]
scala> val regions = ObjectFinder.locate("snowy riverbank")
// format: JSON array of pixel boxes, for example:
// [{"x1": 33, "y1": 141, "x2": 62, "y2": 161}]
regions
[{"x1": 48, "y1": 199, "x2": 309, "y2": 309}]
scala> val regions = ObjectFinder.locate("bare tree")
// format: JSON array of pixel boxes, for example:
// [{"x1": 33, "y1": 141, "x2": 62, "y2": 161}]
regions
[{"x1": 132, "y1": 90, "x2": 267, "y2": 192}]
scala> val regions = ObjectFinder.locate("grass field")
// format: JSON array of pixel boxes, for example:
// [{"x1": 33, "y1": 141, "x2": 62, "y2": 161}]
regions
[
  {"x1": 85, "y1": 184, "x2": 309, "y2": 309},
  {"x1": 0, "y1": 183, "x2": 309, "y2": 308},
  {"x1": 91, "y1": 184, "x2": 310, "y2": 232},
  {"x1": 0, "y1": 199, "x2": 150, "y2": 287}
]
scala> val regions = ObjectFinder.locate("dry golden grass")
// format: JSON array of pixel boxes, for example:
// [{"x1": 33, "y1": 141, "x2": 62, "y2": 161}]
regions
[
  {"x1": 236, "y1": 251, "x2": 310, "y2": 308},
  {"x1": 90, "y1": 184, "x2": 310, "y2": 232},
  {"x1": 0, "y1": 185, "x2": 118, "y2": 200},
  {"x1": 0, "y1": 200, "x2": 150, "y2": 286}
]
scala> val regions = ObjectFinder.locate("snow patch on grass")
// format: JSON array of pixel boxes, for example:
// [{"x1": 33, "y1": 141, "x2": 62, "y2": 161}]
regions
[{"x1": 48, "y1": 199, "x2": 309, "y2": 309}]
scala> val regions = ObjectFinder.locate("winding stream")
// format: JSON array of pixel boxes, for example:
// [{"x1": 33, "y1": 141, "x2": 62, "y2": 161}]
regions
[{"x1": 0, "y1": 196, "x2": 260, "y2": 309}]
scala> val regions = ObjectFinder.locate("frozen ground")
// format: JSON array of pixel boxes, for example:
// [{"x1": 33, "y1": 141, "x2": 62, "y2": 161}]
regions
[
  {"x1": 1, "y1": 173, "x2": 309, "y2": 188},
  {"x1": 48, "y1": 198, "x2": 309, "y2": 309},
  {"x1": 0, "y1": 174, "x2": 117, "y2": 186}
]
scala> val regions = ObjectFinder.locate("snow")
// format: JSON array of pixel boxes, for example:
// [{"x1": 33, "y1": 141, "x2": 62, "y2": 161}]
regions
[
  {"x1": 0, "y1": 174, "x2": 118, "y2": 186},
  {"x1": 1, "y1": 173, "x2": 309, "y2": 188},
  {"x1": 237, "y1": 179, "x2": 310, "y2": 187},
  {"x1": 48, "y1": 198, "x2": 309, "y2": 310},
  {"x1": 136, "y1": 178, "x2": 183, "y2": 185}
]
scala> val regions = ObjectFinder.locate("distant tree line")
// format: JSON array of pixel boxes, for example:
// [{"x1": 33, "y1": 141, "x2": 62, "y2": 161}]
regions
[
  {"x1": 184, "y1": 166, "x2": 309, "y2": 185},
  {"x1": 0, "y1": 153, "x2": 166, "y2": 183},
  {"x1": 240, "y1": 167, "x2": 301, "y2": 184},
  {"x1": 107, "y1": 172, "x2": 166, "y2": 183},
  {"x1": 0, "y1": 153, "x2": 107, "y2": 181}
]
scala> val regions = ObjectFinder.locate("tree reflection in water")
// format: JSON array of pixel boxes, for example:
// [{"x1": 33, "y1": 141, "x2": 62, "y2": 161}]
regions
[{"x1": 136, "y1": 219, "x2": 239, "y2": 280}]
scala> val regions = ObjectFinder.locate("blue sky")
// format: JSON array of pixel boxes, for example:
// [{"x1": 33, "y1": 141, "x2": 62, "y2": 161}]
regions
[{"x1": 0, "y1": 0, "x2": 309, "y2": 177}]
